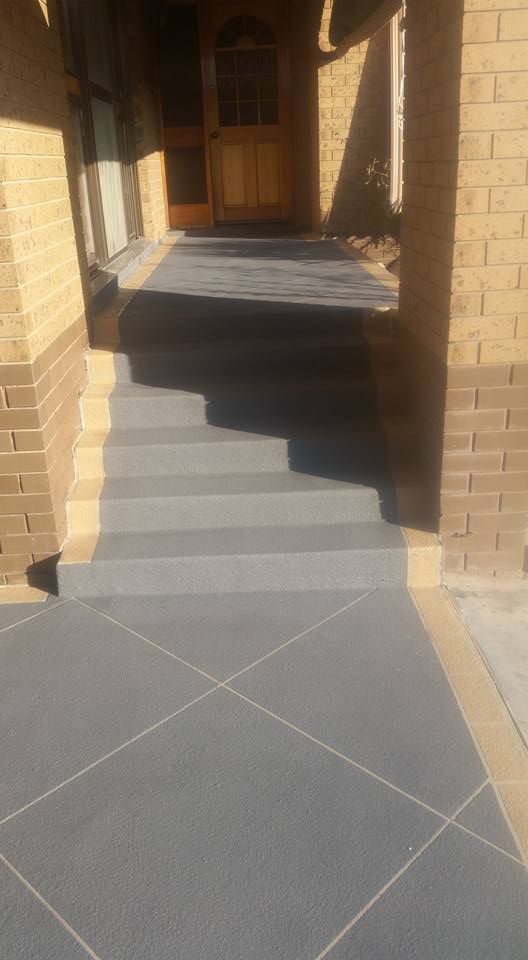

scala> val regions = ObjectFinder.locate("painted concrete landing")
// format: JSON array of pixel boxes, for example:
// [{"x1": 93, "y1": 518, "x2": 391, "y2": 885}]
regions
[{"x1": 1, "y1": 588, "x2": 526, "y2": 959}]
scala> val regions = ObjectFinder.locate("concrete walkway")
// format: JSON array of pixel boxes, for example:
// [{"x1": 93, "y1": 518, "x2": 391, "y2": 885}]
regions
[
  {"x1": 1, "y1": 232, "x2": 527, "y2": 957},
  {"x1": 1, "y1": 587, "x2": 527, "y2": 959}
]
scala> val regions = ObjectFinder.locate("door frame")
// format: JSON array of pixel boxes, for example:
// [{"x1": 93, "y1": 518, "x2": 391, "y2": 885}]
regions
[{"x1": 200, "y1": 0, "x2": 294, "y2": 223}]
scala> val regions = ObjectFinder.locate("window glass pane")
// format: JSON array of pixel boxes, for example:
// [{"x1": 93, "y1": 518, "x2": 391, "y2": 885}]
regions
[
  {"x1": 91, "y1": 97, "x2": 128, "y2": 258},
  {"x1": 217, "y1": 76, "x2": 236, "y2": 102},
  {"x1": 260, "y1": 100, "x2": 279, "y2": 125},
  {"x1": 79, "y1": 0, "x2": 113, "y2": 91},
  {"x1": 238, "y1": 75, "x2": 258, "y2": 100},
  {"x1": 60, "y1": 0, "x2": 77, "y2": 75},
  {"x1": 71, "y1": 104, "x2": 96, "y2": 265},
  {"x1": 165, "y1": 147, "x2": 208, "y2": 204},
  {"x1": 259, "y1": 74, "x2": 277, "y2": 99},
  {"x1": 215, "y1": 51, "x2": 236, "y2": 75},
  {"x1": 239, "y1": 101, "x2": 258, "y2": 125},
  {"x1": 237, "y1": 50, "x2": 258, "y2": 75},
  {"x1": 219, "y1": 102, "x2": 238, "y2": 127}
]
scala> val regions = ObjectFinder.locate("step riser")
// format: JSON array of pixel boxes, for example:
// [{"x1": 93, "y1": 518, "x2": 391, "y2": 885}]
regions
[
  {"x1": 103, "y1": 437, "x2": 393, "y2": 478},
  {"x1": 106, "y1": 393, "x2": 396, "y2": 434},
  {"x1": 98, "y1": 489, "x2": 382, "y2": 532},
  {"x1": 111, "y1": 344, "x2": 394, "y2": 384},
  {"x1": 58, "y1": 548, "x2": 407, "y2": 597},
  {"x1": 117, "y1": 311, "x2": 372, "y2": 348}
]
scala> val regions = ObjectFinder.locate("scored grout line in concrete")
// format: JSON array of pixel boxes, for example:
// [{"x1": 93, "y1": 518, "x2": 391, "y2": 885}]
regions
[
  {"x1": 221, "y1": 685, "x2": 524, "y2": 866},
  {"x1": 0, "y1": 852, "x2": 102, "y2": 960},
  {"x1": 0, "y1": 599, "x2": 72, "y2": 641},
  {"x1": 0, "y1": 688, "x2": 218, "y2": 828},
  {"x1": 222, "y1": 588, "x2": 376, "y2": 684},
  {"x1": 313, "y1": 780, "x2": 490, "y2": 960},
  {"x1": 74, "y1": 597, "x2": 220, "y2": 685},
  {"x1": 76, "y1": 588, "x2": 376, "y2": 687},
  {"x1": 1, "y1": 595, "x2": 522, "y2": 863},
  {"x1": 0, "y1": 588, "x2": 522, "y2": 863}
]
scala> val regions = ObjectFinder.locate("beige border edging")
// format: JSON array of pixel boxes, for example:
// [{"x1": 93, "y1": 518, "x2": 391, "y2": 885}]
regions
[
  {"x1": 60, "y1": 237, "x2": 179, "y2": 566},
  {"x1": 412, "y1": 585, "x2": 528, "y2": 863}
]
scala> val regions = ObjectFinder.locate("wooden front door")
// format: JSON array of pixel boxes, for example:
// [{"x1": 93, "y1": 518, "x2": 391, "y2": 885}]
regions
[{"x1": 203, "y1": 3, "x2": 292, "y2": 222}]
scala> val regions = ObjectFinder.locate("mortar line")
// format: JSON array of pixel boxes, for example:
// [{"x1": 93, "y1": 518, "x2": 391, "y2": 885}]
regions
[
  {"x1": 313, "y1": 779, "x2": 511, "y2": 960},
  {"x1": 0, "y1": 852, "x2": 103, "y2": 960},
  {"x1": 0, "y1": 598, "x2": 72, "y2": 641},
  {"x1": 222, "y1": 685, "x2": 524, "y2": 865},
  {"x1": 0, "y1": 687, "x2": 218, "y2": 828}
]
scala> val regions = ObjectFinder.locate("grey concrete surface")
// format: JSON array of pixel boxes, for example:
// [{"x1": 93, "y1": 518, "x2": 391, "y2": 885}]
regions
[
  {"x1": 1, "y1": 587, "x2": 525, "y2": 959},
  {"x1": 452, "y1": 582, "x2": 528, "y2": 746}
]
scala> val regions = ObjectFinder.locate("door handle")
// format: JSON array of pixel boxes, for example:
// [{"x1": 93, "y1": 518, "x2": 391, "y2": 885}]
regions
[{"x1": 210, "y1": 130, "x2": 219, "y2": 139}]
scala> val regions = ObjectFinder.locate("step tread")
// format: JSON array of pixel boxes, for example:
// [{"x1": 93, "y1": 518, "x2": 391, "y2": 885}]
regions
[
  {"x1": 91, "y1": 522, "x2": 406, "y2": 561},
  {"x1": 106, "y1": 375, "x2": 389, "y2": 400},
  {"x1": 94, "y1": 420, "x2": 403, "y2": 448},
  {"x1": 97, "y1": 472, "x2": 381, "y2": 500}
]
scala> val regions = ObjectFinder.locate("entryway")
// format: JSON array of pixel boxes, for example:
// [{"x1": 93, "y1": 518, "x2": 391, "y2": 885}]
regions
[{"x1": 157, "y1": 1, "x2": 293, "y2": 228}]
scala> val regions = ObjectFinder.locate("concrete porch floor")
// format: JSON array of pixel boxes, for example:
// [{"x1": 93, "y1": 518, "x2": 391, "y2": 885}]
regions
[{"x1": 1, "y1": 587, "x2": 527, "y2": 959}]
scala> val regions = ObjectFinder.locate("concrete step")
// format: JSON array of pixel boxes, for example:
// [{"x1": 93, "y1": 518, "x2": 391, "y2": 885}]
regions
[
  {"x1": 110, "y1": 334, "x2": 395, "y2": 384},
  {"x1": 116, "y1": 302, "x2": 391, "y2": 348},
  {"x1": 89, "y1": 472, "x2": 383, "y2": 532},
  {"x1": 96, "y1": 423, "x2": 410, "y2": 478},
  {"x1": 58, "y1": 521, "x2": 408, "y2": 596},
  {"x1": 102, "y1": 377, "x2": 402, "y2": 430}
]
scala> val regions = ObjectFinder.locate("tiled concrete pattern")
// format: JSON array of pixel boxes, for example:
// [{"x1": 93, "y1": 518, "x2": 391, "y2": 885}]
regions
[{"x1": 1, "y1": 588, "x2": 527, "y2": 959}]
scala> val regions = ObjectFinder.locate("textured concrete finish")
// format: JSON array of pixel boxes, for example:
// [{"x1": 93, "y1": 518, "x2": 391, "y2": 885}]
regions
[
  {"x1": 455, "y1": 785, "x2": 520, "y2": 859},
  {"x1": 0, "y1": 863, "x2": 89, "y2": 960},
  {"x1": 0, "y1": 587, "x2": 525, "y2": 959},
  {"x1": 59, "y1": 231, "x2": 407, "y2": 598},
  {"x1": 0, "y1": 691, "x2": 440, "y2": 960},
  {"x1": 326, "y1": 828, "x2": 528, "y2": 959},
  {"x1": 87, "y1": 589, "x2": 366, "y2": 680},
  {"x1": 231, "y1": 589, "x2": 486, "y2": 814},
  {"x1": 0, "y1": 601, "x2": 212, "y2": 820},
  {"x1": 453, "y1": 583, "x2": 528, "y2": 746}
]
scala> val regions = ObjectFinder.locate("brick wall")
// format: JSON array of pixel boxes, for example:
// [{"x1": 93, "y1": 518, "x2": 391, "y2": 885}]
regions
[
  {"x1": 0, "y1": 0, "x2": 88, "y2": 587},
  {"x1": 400, "y1": 0, "x2": 528, "y2": 576},
  {"x1": 318, "y1": 1, "x2": 390, "y2": 236},
  {"x1": 125, "y1": 0, "x2": 167, "y2": 243}
]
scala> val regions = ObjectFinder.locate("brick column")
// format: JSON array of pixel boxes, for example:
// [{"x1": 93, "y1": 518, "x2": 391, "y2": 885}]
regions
[
  {"x1": 125, "y1": 0, "x2": 168, "y2": 243},
  {"x1": 401, "y1": 0, "x2": 528, "y2": 576},
  {"x1": 0, "y1": 0, "x2": 88, "y2": 588}
]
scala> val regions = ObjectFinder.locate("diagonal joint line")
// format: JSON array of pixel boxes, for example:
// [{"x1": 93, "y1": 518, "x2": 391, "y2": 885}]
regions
[{"x1": 0, "y1": 852, "x2": 102, "y2": 960}]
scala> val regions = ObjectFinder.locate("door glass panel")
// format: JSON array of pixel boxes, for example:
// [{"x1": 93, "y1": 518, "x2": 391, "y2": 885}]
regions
[
  {"x1": 215, "y1": 17, "x2": 278, "y2": 129},
  {"x1": 91, "y1": 97, "x2": 128, "y2": 258},
  {"x1": 239, "y1": 101, "x2": 258, "y2": 125}
]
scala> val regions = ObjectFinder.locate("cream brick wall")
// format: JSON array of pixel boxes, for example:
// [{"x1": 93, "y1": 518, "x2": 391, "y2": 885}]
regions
[
  {"x1": 400, "y1": 0, "x2": 528, "y2": 576},
  {"x1": 0, "y1": 0, "x2": 89, "y2": 587},
  {"x1": 318, "y1": 1, "x2": 390, "y2": 235}
]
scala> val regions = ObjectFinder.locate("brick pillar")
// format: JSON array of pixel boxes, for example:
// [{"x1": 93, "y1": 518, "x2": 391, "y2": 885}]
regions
[
  {"x1": 125, "y1": 0, "x2": 168, "y2": 243},
  {"x1": 0, "y1": 0, "x2": 88, "y2": 588},
  {"x1": 318, "y1": 1, "x2": 390, "y2": 236},
  {"x1": 401, "y1": 0, "x2": 528, "y2": 576}
]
